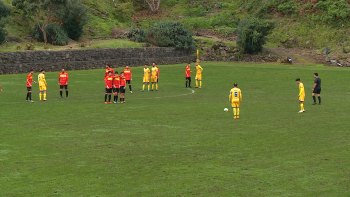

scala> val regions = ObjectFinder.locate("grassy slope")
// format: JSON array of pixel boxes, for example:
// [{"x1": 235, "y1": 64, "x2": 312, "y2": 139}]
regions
[{"x1": 1, "y1": 63, "x2": 350, "y2": 196}]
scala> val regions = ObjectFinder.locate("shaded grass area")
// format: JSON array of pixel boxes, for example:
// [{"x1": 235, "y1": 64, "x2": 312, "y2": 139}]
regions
[{"x1": 0, "y1": 62, "x2": 350, "y2": 196}]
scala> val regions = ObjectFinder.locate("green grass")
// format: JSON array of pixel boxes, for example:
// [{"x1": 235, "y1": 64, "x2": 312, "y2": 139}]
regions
[
  {"x1": 0, "y1": 39, "x2": 145, "y2": 52},
  {"x1": 1, "y1": 62, "x2": 350, "y2": 196}
]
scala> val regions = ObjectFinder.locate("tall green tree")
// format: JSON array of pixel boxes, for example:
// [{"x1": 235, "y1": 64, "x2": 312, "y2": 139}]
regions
[
  {"x1": 0, "y1": 1, "x2": 12, "y2": 44},
  {"x1": 12, "y1": 0, "x2": 68, "y2": 43},
  {"x1": 237, "y1": 18, "x2": 275, "y2": 54}
]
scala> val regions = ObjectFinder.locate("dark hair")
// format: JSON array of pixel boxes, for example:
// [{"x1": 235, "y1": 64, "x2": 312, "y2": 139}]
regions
[
  {"x1": 108, "y1": 71, "x2": 112, "y2": 74},
  {"x1": 314, "y1": 73, "x2": 318, "y2": 76},
  {"x1": 234, "y1": 83, "x2": 238, "y2": 87},
  {"x1": 121, "y1": 71, "x2": 124, "y2": 74},
  {"x1": 153, "y1": 62, "x2": 156, "y2": 65},
  {"x1": 114, "y1": 71, "x2": 118, "y2": 74},
  {"x1": 30, "y1": 69, "x2": 34, "y2": 72},
  {"x1": 41, "y1": 69, "x2": 45, "y2": 72},
  {"x1": 296, "y1": 78, "x2": 300, "y2": 81}
]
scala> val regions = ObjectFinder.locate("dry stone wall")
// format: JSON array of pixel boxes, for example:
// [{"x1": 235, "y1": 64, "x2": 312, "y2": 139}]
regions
[{"x1": 0, "y1": 48, "x2": 195, "y2": 74}]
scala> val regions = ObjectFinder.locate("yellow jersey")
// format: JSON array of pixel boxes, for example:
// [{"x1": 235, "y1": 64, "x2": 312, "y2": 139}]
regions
[
  {"x1": 229, "y1": 87, "x2": 242, "y2": 103},
  {"x1": 299, "y1": 82, "x2": 305, "y2": 96},
  {"x1": 38, "y1": 73, "x2": 47, "y2": 86},
  {"x1": 196, "y1": 65, "x2": 203, "y2": 75},
  {"x1": 151, "y1": 67, "x2": 158, "y2": 78},
  {"x1": 144, "y1": 68, "x2": 150, "y2": 78}
]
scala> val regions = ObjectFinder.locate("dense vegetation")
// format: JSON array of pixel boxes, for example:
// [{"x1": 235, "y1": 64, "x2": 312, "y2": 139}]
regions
[{"x1": 0, "y1": 0, "x2": 349, "y2": 53}]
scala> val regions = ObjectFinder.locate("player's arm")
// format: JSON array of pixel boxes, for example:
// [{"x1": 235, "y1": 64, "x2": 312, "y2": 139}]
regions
[
  {"x1": 229, "y1": 92, "x2": 232, "y2": 103},
  {"x1": 240, "y1": 92, "x2": 242, "y2": 102},
  {"x1": 313, "y1": 81, "x2": 317, "y2": 90},
  {"x1": 131, "y1": 71, "x2": 133, "y2": 81},
  {"x1": 66, "y1": 73, "x2": 69, "y2": 84},
  {"x1": 58, "y1": 75, "x2": 61, "y2": 85},
  {"x1": 299, "y1": 86, "x2": 304, "y2": 95}
]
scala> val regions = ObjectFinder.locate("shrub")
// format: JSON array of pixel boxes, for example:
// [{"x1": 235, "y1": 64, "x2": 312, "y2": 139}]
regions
[
  {"x1": 127, "y1": 28, "x2": 147, "y2": 42},
  {"x1": 237, "y1": 18, "x2": 275, "y2": 54},
  {"x1": 25, "y1": 42, "x2": 35, "y2": 50},
  {"x1": 16, "y1": 44, "x2": 22, "y2": 50},
  {"x1": 146, "y1": 21, "x2": 195, "y2": 51},
  {"x1": 60, "y1": 0, "x2": 88, "y2": 40},
  {"x1": 113, "y1": 2, "x2": 134, "y2": 22},
  {"x1": 278, "y1": 1, "x2": 297, "y2": 14},
  {"x1": 0, "y1": 0, "x2": 11, "y2": 45},
  {"x1": 32, "y1": 23, "x2": 69, "y2": 46}
]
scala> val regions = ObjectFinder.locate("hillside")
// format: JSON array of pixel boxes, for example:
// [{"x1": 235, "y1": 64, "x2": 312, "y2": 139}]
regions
[{"x1": 1, "y1": 0, "x2": 350, "y2": 63}]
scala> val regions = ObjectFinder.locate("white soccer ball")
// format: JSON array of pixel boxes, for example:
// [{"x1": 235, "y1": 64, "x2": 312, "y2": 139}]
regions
[{"x1": 224, "y1": 108, "x2": 228, "y2": 112}]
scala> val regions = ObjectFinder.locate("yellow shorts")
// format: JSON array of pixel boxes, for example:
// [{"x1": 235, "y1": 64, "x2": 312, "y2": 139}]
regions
[
  {"x1": 299, "y1": 95, "x2": 305, "y2": 102},
  {"x1": 231, "y1": 102, "x2": 240, "y2": 108},
  {"x1": 195, "y1": 74, "x2": 202, "y2": 80},
  {"x1": 151, "y1": 77, "x2": 157, "y2": 83},
  {"x1": 39, "y1": 85, "x2": 47, "y2": 91},
  {"x1": 143, "y1": 77, "x2": 149, "y2": 83}
]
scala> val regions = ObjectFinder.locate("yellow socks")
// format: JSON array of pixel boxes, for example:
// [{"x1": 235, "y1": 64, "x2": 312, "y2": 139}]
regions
[
  {"x1": 44, "y1": 93, "x2": 47, "y2": 100},
  {"x1": 237, "y1": 108, "x2": 240, "y2": 118},
  {"x1": 143, "y1": 84, "x2": 145, "y2": 90},
  {"x1": 156, "y1": 83, "x2": 158, "y2": 90},
  {"x1": 233, "y1": 108, "x2": 237, "y2": 116},
  {"x1": 196, "y1": 80, "x2": 198, "y2": 87},
  {"x1": 148, "y1": 84, "x2": 150, "y2": 90},
  {"x1": 200, "y1": 81, "x2": 202, "y2": 87},
  {"x1": 300, "y1": 103, "x2": 304, "y2": 111},
  {"x1": 39, "y1": 93, "x2": 42, "y2": 100},
  {"x1": 152, "y1": 84, "x2": 154, "y2": 90}
]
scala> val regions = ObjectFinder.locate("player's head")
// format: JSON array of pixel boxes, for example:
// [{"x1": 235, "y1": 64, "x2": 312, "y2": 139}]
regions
[
  {"x1": 108, "y1": 71, "x2": 112, "y2": 76},
  {"x1": 187, "y1": 63, "x2": 191, "y2": 67},
  {"x1": 153, "y1": 62, "x2": 156, "y2": 66},
  {"x1": 126, "y1": 65, "x2": 129, "y2": 69},
  {"x1": 195, "y1": 62, "x2": 198, "y2": 66},
  {"x1": 314, "y1": 73, "x2": 318, "y2": 77},
  {"x1": 114, "y1": 71, "x2": 119, "y2": 76},
  {"x1": 41, "y1": 69, "x2": 45, "y2": 74},
  {"x1": 144, "y1": 65, "x2": 147, "y2": 68},
  {"x1": 106, "y1": 64, "x2": 110, "y2": 69},
  {"x1": 61, "y1": 68, "x2": 65, "y2": 73},
  {"x1": 29, "y1": 69, "x2": 34, "y2": 74},
  {"x1": 296, "y1": 78, "x2": 301, "y2": 84},
  {"x1": 234, "y1": 83, "x2": 238, "y2": 87},
  {"x1": 121, "y1": 71, "x2": 124, "y2": 76}
]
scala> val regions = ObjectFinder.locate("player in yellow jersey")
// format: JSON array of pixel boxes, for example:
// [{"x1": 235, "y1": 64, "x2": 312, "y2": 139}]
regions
[
  {"x1": 229, "y1": 83, "x2": 242, "y2": 119},
  {"x1": 38, "y1": 69, "x2": 47, "y2": 101},
  {"x1": 195, "y1": 62, "x2": 203, "y2": 88},
  {"x1": 151, "y1": 63, "x2": 158, "y2": 91},
  {"x1": 141, "y1": 65, "x2": 150, "y2": 92},
  {"x1": 296, "y1": 78, "x2": 305, "y2": 113}
]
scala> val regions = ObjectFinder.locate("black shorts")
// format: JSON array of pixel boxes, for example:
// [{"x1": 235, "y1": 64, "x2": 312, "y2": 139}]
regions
[
  {"x1": 120, "y1": 86, "x2": 125, "y2": 93},
  {"x1": 105, "y1": 88, "x2": 112, "y2": 94},
  {"x1": 313, "y1": 88, "x2": 321, "y2": 94},
  {"x1": 60, "y1": 85, "x2": 68, "y2": 89},
  {"x1": 27, "y1": 87, "x2": 32, "y2": 91},
  {"x1": 186, "y1": 77, "x2": 191, "y2": 81},
  {"x1": 113, "y1": 88, "x2": 120, "y2": 93},
  {"x1": 126, "y1": 80, "x2": 131, "y2": 84}
]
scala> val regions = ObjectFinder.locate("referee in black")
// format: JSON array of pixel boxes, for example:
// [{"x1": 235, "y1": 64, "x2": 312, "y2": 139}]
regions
[{"x1": 312, "y1": 73, "x2": 321, "y2": 105}]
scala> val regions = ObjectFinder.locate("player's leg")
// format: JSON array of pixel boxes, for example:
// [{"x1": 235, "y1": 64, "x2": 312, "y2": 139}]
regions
[
  {"x1": 189, "y1": 77, "x2": 192, "y2": 87},
  {"x1": 199, "y1": 80, "x2": 202, "y2": 88},
  {"x1": 43, "y1": 90, "x2": 47, "y2": 101},
  {"x1": 147, "y1": 82, "x2": 150, "y2": 91},
  {"x1": 186, "y1": 77, "x2": 188, "y2": 88},
  {"x1": 232, "y1": 103, "x2": 237, "y2": 119},
  {"x1": 317, "y1": 92, "x2": 321, "y2": 104},
  {"x1": 151, "y1": 82, "x2": 154, "y2": 91},
  {"x1": 195, "y1": 78, "x2": 198, "y2": 88},
  {"x1": 60, "y1": 86, "x2": 63, "y2": 98},
  {"x1": 236, "y1": 102, "x2": 240, "y2": 119},
  {"x1": 142, "y1": 81, "x2": 145, "y2": 91},
  {"x1": 156, "y1": 78, "x2": 158, "y2": 90},
  {"x1": 312, "y1": 92, "x2": 317, "y2": 104},
  {"x1": 65, "y1": 85, "x2": 68, "y2": 98},
  {"x1": 105, "y1": 89, "x2": 108, "y2": 103},
  {"x1": 39, "y1": 86, "x2": 42, "y2": 101}
]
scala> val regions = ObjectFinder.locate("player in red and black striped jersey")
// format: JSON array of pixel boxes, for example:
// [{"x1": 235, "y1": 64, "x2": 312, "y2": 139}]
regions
[
  {"x1": 104, "y1": 71, "x2": 113, "y2": 104},
  {"x1": 26, "y1": 69, "x2": 37, "y2": 102},
  {"x1": 58, "y1": 68, "x2": 69, "y2": 99},
  {"x1": 185, "y1": 63, "x2": 194, "y2": 88},
  {"x1": 123, "y1": 65, "x2": 132, "y2": 93},
  {"x1": 119, "y1": 72, "x2": 126, "y2": 103},
  {"x1": 113, "y1": 71, "x2": 120, "y2": 103}
]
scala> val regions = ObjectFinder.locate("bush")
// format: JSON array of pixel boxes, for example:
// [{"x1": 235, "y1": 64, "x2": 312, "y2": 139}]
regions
[
  {"x1": 127, "y1": 28, "x2": 147, "y2": 42},
  {"x1": 32, "y1": 23, "x2": 69, "y2": 46},
  {"x1": 25, "y1": 42, "x2": 35, "y2": 50},
  {"x1": 237, "y1": 18, "x2": 275, "y2": 54},
  {"x1": 0, "y1": 0, "x2": 11, "y2": 45},
  {"x1": 113, "y1": 2, "x2": 134, "y2": 22},
  {"x1": 146, "y1": 21, "x2": 195, "y2": 51},
  {"x1": 59, "y1": 0, "x2": 88, "y2": 40},
  {"x1": 278, "y1": 1, "x2": 297, "y2": 14}
]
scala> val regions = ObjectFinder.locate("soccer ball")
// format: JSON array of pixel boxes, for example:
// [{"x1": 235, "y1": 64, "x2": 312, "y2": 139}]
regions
[{"x1": 224, "y1": 108, "x2": 228, "y2": 112}]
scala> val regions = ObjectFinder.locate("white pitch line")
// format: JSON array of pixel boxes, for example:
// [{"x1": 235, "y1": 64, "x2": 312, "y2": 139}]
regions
[{"x1": 154, "y1": 89, "x2": 195, "y2": 99}]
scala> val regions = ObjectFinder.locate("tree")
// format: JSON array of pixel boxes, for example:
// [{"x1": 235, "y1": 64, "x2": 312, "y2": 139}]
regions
[
  {"x1": 0, "y1": 0, "x2": 11, "y2": 44},
  {"x1": 58, "y1": 0, "x2": 88, "y2": 40},
  {"x1": 12, "y1": 0, "x2": 68, "y2": 43},
  {"x1": 237, "y1": 18, "x2": 275, "y2": 54},
  {"x1": 145, "y1": 0, "x2": 161, "y2": 13}
]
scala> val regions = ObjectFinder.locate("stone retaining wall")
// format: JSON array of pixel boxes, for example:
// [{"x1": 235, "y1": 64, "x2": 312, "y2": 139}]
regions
[{"x1": 0, "y1": 48, "x2": 195, "y2": 74}]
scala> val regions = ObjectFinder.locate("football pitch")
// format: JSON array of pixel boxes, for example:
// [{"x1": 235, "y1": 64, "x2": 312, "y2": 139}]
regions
[{"x1": 1, "y1": 62, "x2": 349, "y2": 196}]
